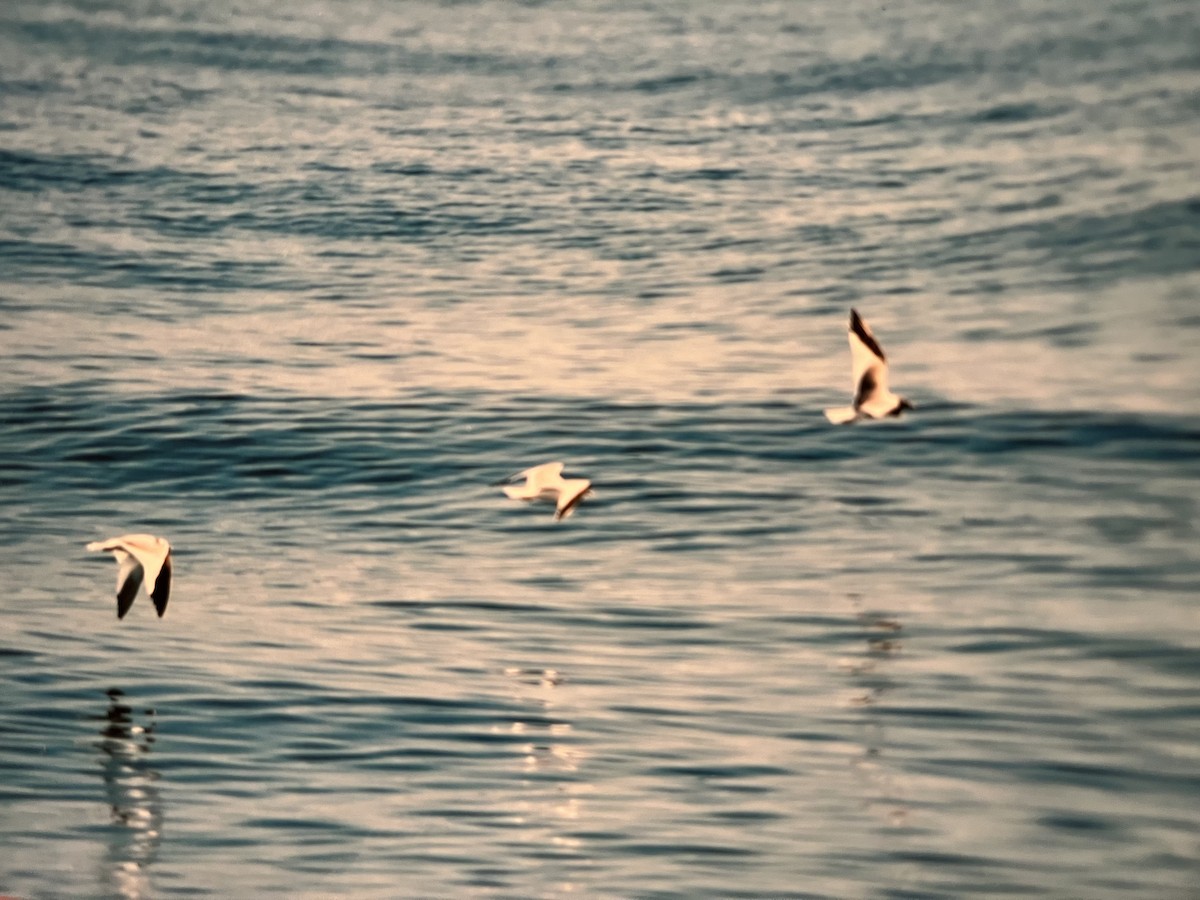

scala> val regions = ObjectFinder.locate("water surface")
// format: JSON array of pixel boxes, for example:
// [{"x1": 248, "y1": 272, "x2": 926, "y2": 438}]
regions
[{"x1": 2, "y1": 0, "x2": 1199, "y2": 897}]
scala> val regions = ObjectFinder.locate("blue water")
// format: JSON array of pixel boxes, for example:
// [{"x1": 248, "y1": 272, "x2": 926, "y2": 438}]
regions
[{"x1": 2, "y1": 0, "x2": 1199, "y2": 897}]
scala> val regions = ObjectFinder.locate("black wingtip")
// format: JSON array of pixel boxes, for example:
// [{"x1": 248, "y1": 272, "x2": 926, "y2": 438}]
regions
[
  {"x1": 849, "y1": 308, "x2": 887, "y2": 362},
  {"x1": 151, "y1": 557, "x2": 172, "y2": 618},
  {"x1": 116, "y1": 567, "x2": 142, "y2": 620}
]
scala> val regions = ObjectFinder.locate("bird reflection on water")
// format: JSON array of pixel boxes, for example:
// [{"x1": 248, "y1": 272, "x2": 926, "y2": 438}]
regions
[
  {"x1": 841, "y1": 597, "x2": 908, "y2": 829},
  {"x1": 91, "y1": 688, "x2": 163, "y2": 900}
]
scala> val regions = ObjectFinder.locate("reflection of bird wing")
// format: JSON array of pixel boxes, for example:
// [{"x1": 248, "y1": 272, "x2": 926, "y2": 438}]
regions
[
  {"x1": 848, "y1": 309, "x2": 889, "y2": 399},
  {"x1": 115, "y1": 552, "x2": 144, "y2": 619},
  {"x1": 555, "y1": 479, "x2": 591, "y2": 521}
]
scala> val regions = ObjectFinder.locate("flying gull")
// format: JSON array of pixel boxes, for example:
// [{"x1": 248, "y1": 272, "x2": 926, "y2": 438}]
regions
[
  {"x1": 824, "y1": 308, "x2": 913, "y2": 424},
  {"x1": 87, "y1": 534, "x2": 172, "y2": 619},
  {"x1": 495, "y1": 462, "x2": 593, "y2": 521}
]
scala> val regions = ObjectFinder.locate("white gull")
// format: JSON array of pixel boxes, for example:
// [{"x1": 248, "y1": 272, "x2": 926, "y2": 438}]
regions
[
  {"x1": 495, "y1": 462, "x2": 593, "y2": 521},
  {"x1": 87, "y1": 534, "x2": 173, "y2": 619},
  {"x1": 824, "y1": 308, "x2": 914, "y2": 424}
]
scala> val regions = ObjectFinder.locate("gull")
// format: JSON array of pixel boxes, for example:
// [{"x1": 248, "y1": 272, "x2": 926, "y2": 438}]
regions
[
  {"x1": 494, "y1": 461, "x2": 593, "y2": 521},
  {"x1": 824, "y1": 308, "x2": 914, "y2": 424},
  {"x1": 86, "y1": 534, "x2": 172, "y2": 619}
]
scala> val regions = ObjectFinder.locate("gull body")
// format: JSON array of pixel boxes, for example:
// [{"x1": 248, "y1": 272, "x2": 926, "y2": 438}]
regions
[
  {"x1": 496, "y1": 462, "x2": 593, "y2": 521},
  {"x1": 824, "y1": 308, "x2": 913, "y2": 424},
  {"x1": 86, "y1": 534, "x2": 172, "y2": 619}
]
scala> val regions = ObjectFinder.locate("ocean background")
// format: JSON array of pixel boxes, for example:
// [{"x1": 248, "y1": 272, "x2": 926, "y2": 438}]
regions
[{"x1": 2, "y1": 0, "x2": 1199, "y2": 897}]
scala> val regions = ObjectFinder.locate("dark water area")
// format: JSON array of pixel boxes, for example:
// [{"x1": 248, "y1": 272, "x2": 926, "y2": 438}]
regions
[{"x1": 2, "y1": 0, "x2": 1199, "y2": 897}]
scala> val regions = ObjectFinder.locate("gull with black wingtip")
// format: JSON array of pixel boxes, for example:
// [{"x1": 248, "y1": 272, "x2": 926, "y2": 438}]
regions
[
  {"x1": 87, "y1": 534, "x2": 173, "y2": 619},
  {"x1": 824, "y1": 308, "x2": 914, "y2": 424},
  {"x1": 494, "y1": 462, "x2": 594, "y2": 521}
]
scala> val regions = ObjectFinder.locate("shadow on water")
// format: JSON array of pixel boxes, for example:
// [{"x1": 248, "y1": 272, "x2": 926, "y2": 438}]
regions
[{"x1": 89, "y1": 688, "x2": 162, "y2": 900}]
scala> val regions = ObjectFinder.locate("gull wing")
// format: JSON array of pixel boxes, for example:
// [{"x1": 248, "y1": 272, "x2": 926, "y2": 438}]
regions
[
  {"x1": 823, "y1": 405, "x2": 859, "y2": 425},
  {"x1": 150, "y1": 552, "x2": 172, "y2": 617},
  {"x1": 554, "y1": 479, "x2": 591, "y2": 521},
  {"x1": 524, "y1": 461, "x2": 564, "y2": 490},
  {"x1": 90, "y1": 534, "x2": 172, "y2": 619},
  {"x1": 496, "y1": 461, "x2": 563, "y2": 487},
  {"x1": 501, "y1": 462, "x2": 563, "y2": 500},
  {"x1": 853, "y1": 363, "x2": 890, "y2": 410},
  {"x1": 849, "y1": 310, "x2": 893, "y2": 411},
  {"x1": 121, "y1": 535, "x2": 171, "y2": 598},
  {"x1": 115, "y1": 552, "x2": 144, "y2": 619},
  {"x1": 848, "y1": 309, "x2": 889, "y2": 396}
]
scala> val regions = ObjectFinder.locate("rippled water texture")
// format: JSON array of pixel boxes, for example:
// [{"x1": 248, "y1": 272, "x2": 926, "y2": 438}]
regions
[{"x1": 2, "y1": 0, "x2": 1199, "y2": 897}]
